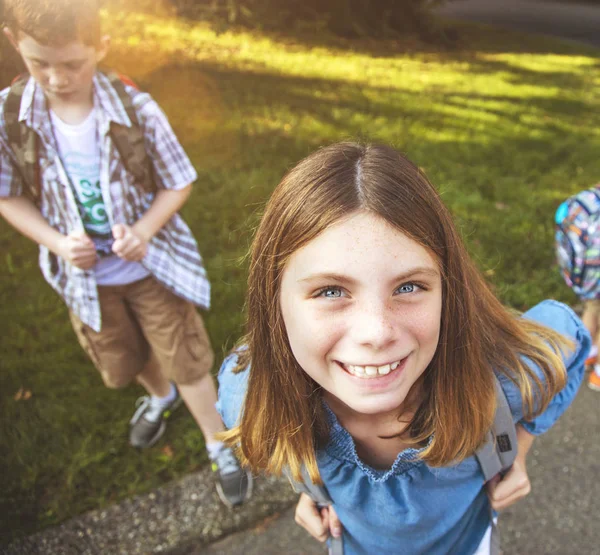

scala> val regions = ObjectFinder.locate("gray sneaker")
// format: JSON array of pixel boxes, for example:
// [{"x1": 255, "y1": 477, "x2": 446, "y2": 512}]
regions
[
  {"x1": 211, "y1": 446, "x2": 253, "y2": 508},
  {"x1": 129, "y1": 390, "x2": 182, "y2": 448}
]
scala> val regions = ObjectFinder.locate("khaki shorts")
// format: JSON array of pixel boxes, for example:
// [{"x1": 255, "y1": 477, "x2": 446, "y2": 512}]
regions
[{"x1": 70, "y1": 277, "x2": 214, "y2": 388}]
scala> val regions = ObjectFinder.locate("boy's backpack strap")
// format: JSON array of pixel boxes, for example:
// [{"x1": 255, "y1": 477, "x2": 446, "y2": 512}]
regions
[
  {"x1": 286, "y1": 466, "x2": 344, "y2": 555},
  {"x1": 103, "y1": 71, "x2": 156, "y2": 194},
  {"x1": 3, "y1": 75, "x2": 41, "y2": 206},
  {"x1": 475, "y1": 376, "x2": 518, "y2": 482}
]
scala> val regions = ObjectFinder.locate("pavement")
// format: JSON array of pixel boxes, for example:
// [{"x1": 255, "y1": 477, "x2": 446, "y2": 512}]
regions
[
  {"x1": 438, "y1": 0, "x2": 600, "y2": 48},
  {"x1": 4, "y1": 3, "x2": 600, "y2": 554}
]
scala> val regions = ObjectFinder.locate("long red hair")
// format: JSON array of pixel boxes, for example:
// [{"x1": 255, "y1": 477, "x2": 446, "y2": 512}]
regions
[{"x1": 223, "y1": 142, "x2": 568, "y2": 484}]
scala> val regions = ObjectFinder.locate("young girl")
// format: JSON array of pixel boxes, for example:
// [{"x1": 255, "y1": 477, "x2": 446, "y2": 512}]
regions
[{"x1": 216, "y1": 143, "x2": 589, "y2": 554}]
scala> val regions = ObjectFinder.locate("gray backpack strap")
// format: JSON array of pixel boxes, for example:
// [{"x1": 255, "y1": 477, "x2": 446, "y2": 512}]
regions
[
  {"x1": 475, "y1": 375, "x2": 518, "y2": 555},
  {"x1": 286, "y1": 466, "x2": 344, "y2": 555},
  {"x1": 475, "y1": 376, "x2": 518, "y2": 482},
  {"x1": 3, "y1": 75, "x2": 41, "y2": 206},
  {"x1": 103, "y1": 71, "x2": 156, "y2": 194}
]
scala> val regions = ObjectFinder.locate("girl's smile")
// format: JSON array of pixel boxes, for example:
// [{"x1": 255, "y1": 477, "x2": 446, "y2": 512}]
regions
[
  {"x1": 337, "y1": 357, "x2": 405, "y2": 378},
  {"x1": 279, "y1": 210, "x2": 442, "y2": 419}
]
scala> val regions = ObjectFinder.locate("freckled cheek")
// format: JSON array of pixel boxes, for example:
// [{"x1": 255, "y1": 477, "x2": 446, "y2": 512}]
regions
[
  {"x1": 284, "y1": 306, "x2": 345, "y2": 361},
  {"x1": 404, "y1": 304, "x2": 442, "y2": 349}
]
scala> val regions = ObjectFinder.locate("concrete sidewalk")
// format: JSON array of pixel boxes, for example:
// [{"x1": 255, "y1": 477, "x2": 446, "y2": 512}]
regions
[{"x1": 1, "y1": 471, "x2": 298, "y2": 555}]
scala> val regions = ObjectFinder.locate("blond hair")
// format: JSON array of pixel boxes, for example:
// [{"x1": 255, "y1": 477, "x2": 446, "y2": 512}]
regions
[{"x1": 223, "y1": 142, "x2": 569, "y2": 484}]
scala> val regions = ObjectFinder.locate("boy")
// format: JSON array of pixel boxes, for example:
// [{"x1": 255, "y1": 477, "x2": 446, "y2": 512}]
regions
[
  {"x1": 555, "y1": 186, "x2": 600, "y2": 391},
  {"x1": 0, "y1": 0, "x2": 251, "y2": 507},
  {"x1": 582, "y1": 302, "x2": 600, "y2": 390}
]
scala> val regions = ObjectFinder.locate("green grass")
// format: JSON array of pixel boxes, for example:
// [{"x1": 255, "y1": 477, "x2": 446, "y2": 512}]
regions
[{"x1": 2, "y1": 8, "x2": 600, "y2": 543}]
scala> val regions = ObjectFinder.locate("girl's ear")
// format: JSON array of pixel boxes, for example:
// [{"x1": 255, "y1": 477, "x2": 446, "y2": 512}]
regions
[
  {"x1": 3, "y1": 27, "x2": 20, "y2": 52},
  {"x1": 96, "y1": 34, "x2": 111, "y2": 63}
]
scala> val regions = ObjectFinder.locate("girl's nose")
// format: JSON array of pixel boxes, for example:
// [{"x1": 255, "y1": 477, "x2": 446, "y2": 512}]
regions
[{"x1": 351, "y1": 300, "x2": 397, "y2": 350}]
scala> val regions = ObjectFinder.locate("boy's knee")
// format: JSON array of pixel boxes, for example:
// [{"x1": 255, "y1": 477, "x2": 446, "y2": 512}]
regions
[{"x1": 100, "y1": 370, "x2": 134, "y2": 389}]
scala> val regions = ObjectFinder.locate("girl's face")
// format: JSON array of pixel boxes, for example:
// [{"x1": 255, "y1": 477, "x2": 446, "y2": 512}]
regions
[{"x1": 280, "y1": 211, "x2": 442, "y2": 418}]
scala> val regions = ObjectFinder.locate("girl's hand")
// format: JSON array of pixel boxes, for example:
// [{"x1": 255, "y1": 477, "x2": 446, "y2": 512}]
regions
[
  {"x1": 111, "y1": 224, "x2": 148, "y2": 261},
  {"x1": 294, "y1": 493, "x2": 342, "y2": 542},
  {"x1": 486, "y1": 457, "x2": 531, "y2": 511}
]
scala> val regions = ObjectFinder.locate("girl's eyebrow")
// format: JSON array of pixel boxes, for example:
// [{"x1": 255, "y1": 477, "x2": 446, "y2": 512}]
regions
[{"x1": 298, "y1": 267, "x2": 439, "y2": 284}]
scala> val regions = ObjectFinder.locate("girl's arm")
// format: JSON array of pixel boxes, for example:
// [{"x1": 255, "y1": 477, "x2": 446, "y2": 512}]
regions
[
  {"x1": 486, "y1": 424, "x2": 534, "y2": 510},
  {"x1": 295, "y1": 493, "x2": 342, "y2": 543}
]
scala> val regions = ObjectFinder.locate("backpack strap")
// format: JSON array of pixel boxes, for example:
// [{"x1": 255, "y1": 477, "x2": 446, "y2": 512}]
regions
[
  {"x1": 290, "y1": 377, "x2": 516, "y2": 555},
  {"x1": 475, "y1": 376, "x2": 518, "y2": 482},
  {"x1": 103, "y1": 71, "x2": 156, "y2": 194},
  {"x1": 286, "y1": 466, "x2": 344, "y2": 555},
  {"x1": 475, "y1": 375, "x2": 518, "y2": 555},
  {"x1": 3, "y1": 75, "x2": 41, "y2": 206}
]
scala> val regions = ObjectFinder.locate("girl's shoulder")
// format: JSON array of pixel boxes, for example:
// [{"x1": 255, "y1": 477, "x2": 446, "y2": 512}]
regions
[
  {"x1": 521, "y1": 299, "x2": 586, "y2": 336},
  {"x1": 496, "y1": 299, "x2": 590, "y2": 429},
  {"x1": 215, "y1": 349, "x2": 251, "y2": 430}
]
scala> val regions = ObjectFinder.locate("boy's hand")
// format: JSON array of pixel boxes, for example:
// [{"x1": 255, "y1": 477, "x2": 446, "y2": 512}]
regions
[
  {"x1": 111, "y1": 224, "x2": 148, "y2": 261},
  {"x1": 57, "y1": 231, "x2": 97, "y2": 270},
  {"x1": 485, "y1": 457, "x2": 531, "y2": 511},
  {"x1": 294, "y1": 493, "x2": 342, "y2": 543}
]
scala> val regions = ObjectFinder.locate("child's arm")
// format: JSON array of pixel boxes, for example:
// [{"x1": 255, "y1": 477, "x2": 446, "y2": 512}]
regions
[
  {"x1": 295, "y1": 493, "x2": 343, "y2": 543},
  {"x1": 111, "y1": 185, "x2": 192, "y2": 261},
  {"x1": 0, "y1": 196, "x2": 97, "y2": 269},
  {"x1": 485, "y1": 424, "x2": 534, "y2": 511}
]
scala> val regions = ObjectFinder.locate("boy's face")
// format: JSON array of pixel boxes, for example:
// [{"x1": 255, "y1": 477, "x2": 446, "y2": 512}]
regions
[{"x1": 4, "y1": 29, "x2": 109, "y2": 105}]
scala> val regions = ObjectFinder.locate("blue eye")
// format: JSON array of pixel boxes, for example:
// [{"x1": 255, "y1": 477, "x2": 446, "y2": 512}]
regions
[
  {"x1": 317, "y1": 286, "x2": 343, "y2": 298},
  {"x1": 396, "y1": 283, "x2": 418, "y2": 294}
]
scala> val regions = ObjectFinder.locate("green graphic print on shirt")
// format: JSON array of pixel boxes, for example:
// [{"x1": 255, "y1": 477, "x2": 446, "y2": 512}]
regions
[{"x1": 63, "y1": 152, "x2": 110, "y2": 238}]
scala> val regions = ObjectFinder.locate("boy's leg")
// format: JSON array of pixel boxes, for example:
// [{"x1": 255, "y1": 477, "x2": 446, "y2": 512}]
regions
[
  {"x1": 70, "y1": 282, "x2": 182, "y2": 447},
  {"x1": 589, "y1": 301, "x2": 600, "y2": 391},
  {"x1": 136, "y1": 356, "x2": 171, "y2": 398},
  {"x1": 125, "y1": 277, "x2": 252, "y2": 506},
  {"x1": 178, "y1": 374, "x2": 223, "y2": 443},
  {"x1": 69, "y1": 284, "x2": 148, "y2": 390},
  {"x1": 581, "y1": 301, "x2": 599, "y2": 365}
]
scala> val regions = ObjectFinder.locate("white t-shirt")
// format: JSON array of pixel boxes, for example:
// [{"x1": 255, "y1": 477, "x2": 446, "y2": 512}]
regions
[{"x1": 50, "y1": 108, "x2": 150, "y2": 286}]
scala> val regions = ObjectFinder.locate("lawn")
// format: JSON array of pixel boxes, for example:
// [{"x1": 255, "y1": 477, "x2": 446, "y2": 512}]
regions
[{"x1": 1, "y1": 6, "x2": 600, "y2": 543}]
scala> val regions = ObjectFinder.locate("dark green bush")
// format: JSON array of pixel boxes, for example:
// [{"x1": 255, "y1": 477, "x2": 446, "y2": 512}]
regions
[{"x1": 168, "y1": 0, "x2": 447, "y2": 38}]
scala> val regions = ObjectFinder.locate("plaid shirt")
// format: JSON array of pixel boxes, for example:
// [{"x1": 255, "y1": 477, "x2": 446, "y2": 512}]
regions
[{"x1": 0, "y1": 73, "x2": 210, "y2": 331}]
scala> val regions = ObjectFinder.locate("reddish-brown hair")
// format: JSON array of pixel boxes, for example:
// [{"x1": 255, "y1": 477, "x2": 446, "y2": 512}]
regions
[
  {"x1": 4, "y1": 0, "x2": 102, "y2": 47},
  {"x1": 223, "y1": 142, "x2": 568, "y2": 484}
]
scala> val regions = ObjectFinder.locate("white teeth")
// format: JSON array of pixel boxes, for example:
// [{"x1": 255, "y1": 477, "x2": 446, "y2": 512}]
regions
[
  {"x1": 344, "y1": 360, "x2": 402, "y2": 378},
  {"x1": 379, "y1": 364, "x2": 391, "y2": 375},
  {"x1": 365, "y1": 366, "x2": 378, "y2": 376},
  {"x1": 351, "y1": 365, "x2": 365, "y2": 376}
]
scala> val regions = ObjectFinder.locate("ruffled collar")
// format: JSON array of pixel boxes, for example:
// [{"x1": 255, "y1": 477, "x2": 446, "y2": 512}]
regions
[{"x1": 321, "y1": 402, "x2": 432, "y2": 481}]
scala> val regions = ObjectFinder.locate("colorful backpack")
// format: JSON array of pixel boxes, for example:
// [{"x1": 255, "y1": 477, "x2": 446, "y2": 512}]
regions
[
  {"x1": 555, "y1": 186, "x2": 600, "y2": 300},
  {"x1": 3, "y1": 71, "x2": 156, "y2": 207}
]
